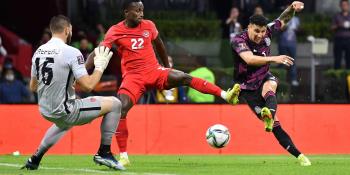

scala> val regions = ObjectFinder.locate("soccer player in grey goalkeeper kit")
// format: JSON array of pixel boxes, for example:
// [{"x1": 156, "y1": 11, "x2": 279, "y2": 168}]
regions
[{"x1": 22, "y1": 15, "x2": 125, "y2": 171}]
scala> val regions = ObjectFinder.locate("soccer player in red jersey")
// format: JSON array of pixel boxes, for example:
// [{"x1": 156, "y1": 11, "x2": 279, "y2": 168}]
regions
[{"x1": 86, "y1": 0, "x2": 240, "y2": 166}]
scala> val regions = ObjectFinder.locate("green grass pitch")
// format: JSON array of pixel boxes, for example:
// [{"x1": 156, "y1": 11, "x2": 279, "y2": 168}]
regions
[{"x1": 0, "y1": 155, "x2": 349, "y2": 175}]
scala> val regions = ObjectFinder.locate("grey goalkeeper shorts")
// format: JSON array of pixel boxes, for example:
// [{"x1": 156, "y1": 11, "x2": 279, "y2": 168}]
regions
[{"x1": 43, "y1": 96, "x2": 102, "y2": 128}]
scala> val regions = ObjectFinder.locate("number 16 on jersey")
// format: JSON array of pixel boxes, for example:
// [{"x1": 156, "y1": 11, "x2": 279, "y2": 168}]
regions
[{"x1": 35, "y1": 57, "x2": 54, "y2": 85}]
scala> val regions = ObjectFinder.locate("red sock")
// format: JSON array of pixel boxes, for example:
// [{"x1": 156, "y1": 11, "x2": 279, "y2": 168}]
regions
[
  {"x1": 189, "y1": 77, "x2": 222, "y2": 97},
  {"x1": 116, "y1": 118, "x2": 128, "y2": 152}
]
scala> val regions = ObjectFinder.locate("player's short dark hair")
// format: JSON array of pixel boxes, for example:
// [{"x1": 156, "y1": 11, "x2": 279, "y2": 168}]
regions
[
  {"x1": 49, "y1": 15, "x2": 71, "y2": 34},
  {"x1": 122, "y1": 0, "x2": 142, "y2": 11},
  {"x1": 249, "y1": 14, "x2": 269, "y2": 27}
]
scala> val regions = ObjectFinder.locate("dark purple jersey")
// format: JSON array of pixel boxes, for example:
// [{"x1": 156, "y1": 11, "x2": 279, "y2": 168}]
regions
[{"x1": 231, "y1": 19, "x2": 282, "y2": 90}]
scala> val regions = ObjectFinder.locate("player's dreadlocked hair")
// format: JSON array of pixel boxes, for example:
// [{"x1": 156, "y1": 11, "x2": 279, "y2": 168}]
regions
[
  {"x1": 49, "y1": 15, "x2": 71, "y2": 34},
  {"x1": 122, "y1": 0, "x2": 142, "y2": 10},
  {"x1": 249, "y1": 14, "x2": 269, "y2": 27}
]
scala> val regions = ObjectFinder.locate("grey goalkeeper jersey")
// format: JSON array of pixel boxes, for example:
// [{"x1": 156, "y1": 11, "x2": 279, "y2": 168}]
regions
[{"x1": 31, "y1": 37, "x2": 88, "y2": 118}]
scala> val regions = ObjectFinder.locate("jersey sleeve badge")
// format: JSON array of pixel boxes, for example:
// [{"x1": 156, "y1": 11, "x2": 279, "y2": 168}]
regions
[{"x1": 77, "y1": 55, "x2": 85, "y2": 65}]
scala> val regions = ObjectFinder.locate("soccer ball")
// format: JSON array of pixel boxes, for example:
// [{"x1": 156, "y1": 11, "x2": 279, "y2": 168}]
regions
[{"x1": 206, "y1": 124, "x2": 230, "y2": 148}]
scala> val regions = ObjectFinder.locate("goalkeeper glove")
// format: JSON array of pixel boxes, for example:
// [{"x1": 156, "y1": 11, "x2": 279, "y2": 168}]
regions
[{"x1": 94, "y1": 46, "x2": 113, "y2": 72}]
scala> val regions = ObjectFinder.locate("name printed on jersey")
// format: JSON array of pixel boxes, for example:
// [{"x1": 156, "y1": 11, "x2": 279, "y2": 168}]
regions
[{"x1": 35, "y1": 48, "x2": 60, "y2": 55}]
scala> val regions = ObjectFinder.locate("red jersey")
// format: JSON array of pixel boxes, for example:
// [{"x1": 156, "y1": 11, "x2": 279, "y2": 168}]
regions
[{"x1": 100, "y1": 19, "x2": 159, "y2": 74}]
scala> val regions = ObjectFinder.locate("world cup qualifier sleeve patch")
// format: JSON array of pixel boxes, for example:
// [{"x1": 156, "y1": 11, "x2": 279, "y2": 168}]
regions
[
  {"x1": 77, "y1": 55, "x2": 85, "y2": 65},
  {"x1": 232, "y1": 38, "x2": 250, "y2": 54}
]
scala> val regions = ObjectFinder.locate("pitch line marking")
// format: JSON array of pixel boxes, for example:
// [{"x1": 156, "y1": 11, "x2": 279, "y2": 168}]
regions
[{"x1": 0, "y1": 162, "x2": 178, "y2": 175}]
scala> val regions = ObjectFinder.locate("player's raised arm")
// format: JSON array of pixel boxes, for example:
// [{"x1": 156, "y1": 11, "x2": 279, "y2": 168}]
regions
[
  {"x1": 77, "y1": 46, "x2": 113, "y2": 92},
  {"x1": 153, "y1": 36, "x2": 170, "y2": 68},
  {"x1": 278, "y1": 1, "x2": 304, "y2": 28},
  {"x1": 29, "y1": 57, "x2": 38, "y2": 92},
  {"x1": 85, "y1": 51, "x2": 95, "y2": 71},
  {"x1": 86, "y1": 25, "x2": 116, "y2": 71}
]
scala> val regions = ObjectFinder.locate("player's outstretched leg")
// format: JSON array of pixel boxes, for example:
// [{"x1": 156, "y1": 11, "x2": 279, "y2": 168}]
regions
[
  {"x1": 272, "y1": 121, "x2": 311, "y2": 166},
  {"x1": 189, "y1": 77, "x2": 241, "y2": 105},
  {"x1": 94, "y1": 97, "x2": 125, "y2": 170},
  {"x1": 262, "y1": 82, "x2": 277, "y2": 131},
  {"x1": 167, "y1": 70, "x2": 240, "y2": 104},
  {"x1": 263, "y1": 90, "x2": 277, "y2": 117},
  {"x1": 115, "y1": 94, "x2": 133, "y2": 166},
  {"x1": 22, "y1": 124, "x2": 69, "y2": 170},
  {"x1": 116, "y1": 119, "x2": 130, "y2": 166}
]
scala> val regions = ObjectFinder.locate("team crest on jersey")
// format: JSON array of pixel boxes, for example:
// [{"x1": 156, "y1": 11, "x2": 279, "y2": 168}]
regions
[
  {"x1": 142, "y1": 30, "x2": 150, "y2": 38},
  {"x1": 77, "y1": 55, "x2": 85, "y2": 65},
  {"x1": 264, "y1": 38, "x2": 271, "y2": 46}
]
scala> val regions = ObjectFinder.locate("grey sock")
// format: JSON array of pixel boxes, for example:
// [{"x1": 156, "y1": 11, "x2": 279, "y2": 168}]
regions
[
  {"x1": 34, "y1": 124, "x2": 69, "y2": 157},
  {"x1": 100, "y1": 98, "x2": 122, "y2": 145}
]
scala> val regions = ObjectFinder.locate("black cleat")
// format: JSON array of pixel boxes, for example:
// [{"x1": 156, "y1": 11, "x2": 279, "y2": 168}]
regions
[{"x1": 21, "y1": 157, "x2": 39, "y2": 170}]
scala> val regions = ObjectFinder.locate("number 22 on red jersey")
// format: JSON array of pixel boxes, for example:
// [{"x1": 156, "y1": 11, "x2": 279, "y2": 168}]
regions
[{"x1": 131, "y1": 38, "x2": 144, "y2": 50}]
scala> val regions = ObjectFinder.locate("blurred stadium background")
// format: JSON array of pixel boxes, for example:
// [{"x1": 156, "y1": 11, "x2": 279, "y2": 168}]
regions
[{"x1": 0, "y1": 0, "x2": 350, "y2": 174}]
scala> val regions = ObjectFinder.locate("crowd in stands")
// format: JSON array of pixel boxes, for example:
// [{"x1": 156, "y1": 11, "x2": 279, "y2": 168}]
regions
[
  {"x1": 332, "y1": 0, "x2": 350, "y2": 69},
  {"x1": 0, "y1": 56, "x2": 31, "y2": 103}
]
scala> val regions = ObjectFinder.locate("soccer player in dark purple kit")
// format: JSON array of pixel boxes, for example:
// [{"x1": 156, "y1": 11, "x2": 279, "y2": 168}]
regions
[{"x1": 231, "y1": 1, "x2": 311, "y2": 166}]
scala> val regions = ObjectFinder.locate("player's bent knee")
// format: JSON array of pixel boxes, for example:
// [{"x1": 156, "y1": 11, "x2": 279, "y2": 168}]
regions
[
  {"x1": 177, "y1": 72, "x2": 192, "y2": 85},
  {"x1": 120, "y1": 98, "x2": 133, "y2": 118},
  {"x1": 265, "y1": 87, "x2": 275, "y2": 93},
  {"x1": 269, "y1": 81, "x2": 278, "y2": 89},
  {"x1": 99, "y1": 96, "x2": 117, "y2": 115},
  {"x1": 110, "y1": 97, "x2": 122, "y2": 111},
  {"x1": 262, "y1": 82, "x2": 277, "y2": 96},
  {"x1": 121, "y1": 105, "x2": 130, "y2": 117},
  {"x1": 106, "y1": 96, "x2": 121, "y2": 109},
  {"x1": 168, "y1": 70, "x2": 191, "y2": 87},
  {"x1": 183, "y1": 73, "x2": 192, "y2": 83}
]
